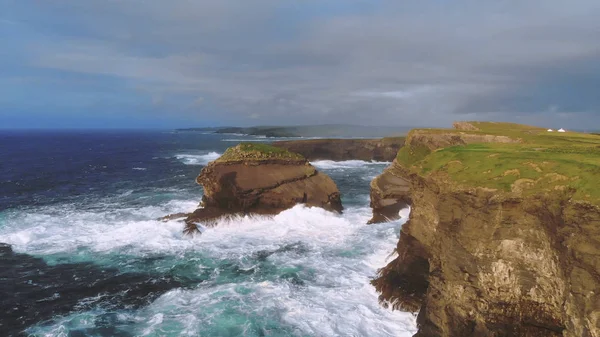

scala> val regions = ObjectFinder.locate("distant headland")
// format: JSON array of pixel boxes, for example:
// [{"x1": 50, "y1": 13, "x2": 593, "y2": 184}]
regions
[{"x1": 176, "y1": 124, "x2": 411, "y2": 138}]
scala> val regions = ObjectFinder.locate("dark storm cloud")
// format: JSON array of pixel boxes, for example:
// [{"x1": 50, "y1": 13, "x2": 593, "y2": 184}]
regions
[{"x1": 5, "y1": 0, "x2": 600, "y2": 127}]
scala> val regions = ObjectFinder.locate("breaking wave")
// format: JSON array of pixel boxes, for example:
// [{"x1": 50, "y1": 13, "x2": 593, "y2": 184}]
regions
[
  {"x1": 2, "y1": 200, "x2": 416, "y2": 336},
  {"x1": 221, "y1": 138, "x2": 274, "y2": 142},
  {"x1": 311, "y1": 160, "x2": 391, "y2": 170},
  {"x1": 175, "y1": 152, "x2": 221, "y2": 165}
]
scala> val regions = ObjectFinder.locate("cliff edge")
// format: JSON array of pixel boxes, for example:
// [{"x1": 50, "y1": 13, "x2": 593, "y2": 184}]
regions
[
  {"x1": 370, "y1": 122, "x2": 600, "y2": 336},
  {"x1": 184, "y1": 143, "x2": 342, "y2": 232},
  {"x1": 273, "y1": 137, "x2": 404, "y2": 162}
]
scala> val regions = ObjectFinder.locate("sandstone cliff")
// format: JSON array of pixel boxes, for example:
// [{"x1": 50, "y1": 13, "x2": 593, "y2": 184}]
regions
[
  {"x1": 184, "y1": 143, "x2": 342, "y2": 231},
  {"x1": 370, "y1": 122, "x2": 600, "y2": 336},
  {"x1": 369, "y1": 125, "x2": 519, "y2": 224},
  {"x1": 368, "y1": 160, "x2": 411, "y2": 224},
  {"x1": 273, "y1": 137, "x2": 404, "y2": 162}
]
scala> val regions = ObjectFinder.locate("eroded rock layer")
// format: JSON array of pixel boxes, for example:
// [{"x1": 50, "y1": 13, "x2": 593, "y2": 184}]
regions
[
  {"x1": 273, "y1": 138, "x2": 404, "y2": 162},
  {"x1": 368, "y1": 160, "x2": 411, "y2": 224},
  {"x1": 370, "y1": 122, "x2": 600, "y2": 336},
  {"x1": 373, "y1": 170, "x2": 600, "y2": 336},
  {"x1": 184, "y1": 144, "x2": 342, "y2": 228}
]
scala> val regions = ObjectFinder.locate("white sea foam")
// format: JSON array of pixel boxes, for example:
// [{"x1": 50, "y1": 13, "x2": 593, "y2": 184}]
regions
[
  {"x1": 0, "y1": 199, "x2": 201, "y2": 256},
  {"x1": 311, "y1": 160, "x2": 391, "y2": 170},
  {"x1": 175, "y1": 152, "x2": 221, "y2": 165},
  {"x1": 128, "y1": 205, "x2": 417, "y2": 336},
  {"x1": 399, "y1": 206, "x2": 412, "y2": 219},
  {"x1": 8, "y1": 203, "x2": 417, "y2": 336},
  {"x1": 221, "y1": 138, "x2": 273, "y2": 142},
  {"x1": 3, "y1": 161, "x2": 417, "y2": 336},
  {"x1": 220, "y1": 133, "x2": 249, "y2": 136},
  {"x1": 132, "y1": 167, "x2": 147, "y2": 171}
]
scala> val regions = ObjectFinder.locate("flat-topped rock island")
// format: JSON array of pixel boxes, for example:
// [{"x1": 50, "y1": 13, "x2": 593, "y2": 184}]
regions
[{"x1": 184, "y1": 143, "x2": 343, "y2": 232}]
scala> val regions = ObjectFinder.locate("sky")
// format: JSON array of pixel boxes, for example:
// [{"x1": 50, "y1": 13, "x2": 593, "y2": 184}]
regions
[{"x1": 1, "y1": 0, "x2": 600, "y2": 129}]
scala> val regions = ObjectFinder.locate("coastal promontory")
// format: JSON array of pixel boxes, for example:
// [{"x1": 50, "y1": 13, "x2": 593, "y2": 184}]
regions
[
  {"x1": 273, "y1": 137, "x2": 404, "y2": 162},
  {"x1": 184, "y1": 143, "x2": 342, "y2": 231},
  {"x1": 370, "y1": 122, "x2": 600, "y2": 336}
]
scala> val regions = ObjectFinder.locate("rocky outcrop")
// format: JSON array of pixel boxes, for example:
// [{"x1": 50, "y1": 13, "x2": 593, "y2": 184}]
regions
[
  {"x1": 372, "y1": 168, "x2": 600, "y2": 336},
  {"x1": 273, "y1": 137, "x2": 404, "y2": 162},
  {"x1": 370, "y1": 122, "x2": 600, "y2": 336},
  {"x1": 184, "y1": 143, "x2": 342, "y2": 231},
  {"x1": 368, "y1": 130, "x2": 518, "y2": 224},
  {"x1": 452, "y1": 121, "x2": 480, "y2": 131},
  {"x1": 368, "y1": 160, "x2": 411, "y2": 224},
  {"x1": 405, "y1": 130, "x2": 519, "y2": 151}
]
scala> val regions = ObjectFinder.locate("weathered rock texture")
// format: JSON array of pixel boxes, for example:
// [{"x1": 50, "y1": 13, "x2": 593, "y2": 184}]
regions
[
  {"x1": 405, "y1": 130, "x2": 519, "y2": 151},
  {"x1": 453, "y1": 121, "x2": 480, "y2": 131},
  {"x1": 372, "y1": 168, "x2": 600, "y2": 336},
  {"x1": 369, "y1": 128, "x2": 519, "y2": 224},
  {"x1": 273, "y1": 137, "x2": 404, "y2": 162},
  {"x1": 185, "y1": 144, "x2": 342, "y2": 229},
  {"x1": 368, "y1": 160, "x2": 411, "y2": 224},
  {"x1": 370, "y1": 124, "x2": 600, "y2": 336}
]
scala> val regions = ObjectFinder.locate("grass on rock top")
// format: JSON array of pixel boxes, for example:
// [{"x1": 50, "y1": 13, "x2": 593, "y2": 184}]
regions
[
  {"x1": 397, "y1": 122, "x2": 600, "y2": 202},
  {"x1": 217, "y1": 143, "x2": 305, "y2": 162}
]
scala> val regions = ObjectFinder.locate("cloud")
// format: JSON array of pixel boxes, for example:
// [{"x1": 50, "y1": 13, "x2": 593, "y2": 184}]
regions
[
  {"x1": 0, "y1": 18, "x2": 17, "y2": 25},
  {"x1": 4, "y1": 0, "x2": 600, "y2": 128}
]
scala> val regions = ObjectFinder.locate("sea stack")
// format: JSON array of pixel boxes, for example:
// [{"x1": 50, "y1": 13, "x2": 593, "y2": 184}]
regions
[
  {"x1": 370, "y1": 122, "x2": 600, "y2": 336},
  {"x1": 185, "y1": 143, "x2": 342, "y2": 230}
]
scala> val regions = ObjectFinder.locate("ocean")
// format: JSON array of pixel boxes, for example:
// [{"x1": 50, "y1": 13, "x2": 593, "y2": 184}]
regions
[{"x1": 0, "y1": 130, "x2": 416, "y2": 337}]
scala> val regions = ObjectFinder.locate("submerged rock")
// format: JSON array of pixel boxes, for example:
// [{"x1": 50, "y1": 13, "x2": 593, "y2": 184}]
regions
[
  {"x1": 0, "y1": 243, "x2": 182, "y2": 337},
  {"x1": 184, "y1": 143, "x2": 342, "y2": 232}
]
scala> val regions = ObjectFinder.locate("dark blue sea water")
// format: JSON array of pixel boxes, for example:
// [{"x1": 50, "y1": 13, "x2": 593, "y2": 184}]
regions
[{"x1": 0, "y1": 130, "x2": 415, "y2": 336}]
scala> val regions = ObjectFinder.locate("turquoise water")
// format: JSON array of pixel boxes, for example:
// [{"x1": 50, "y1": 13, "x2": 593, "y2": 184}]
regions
[{"x1": 0, "y1": 131, "x2": 416, "y2": 336}]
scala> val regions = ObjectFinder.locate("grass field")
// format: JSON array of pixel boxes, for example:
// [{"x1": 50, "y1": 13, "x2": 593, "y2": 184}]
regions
[
  {"x1": 217, "y1": 143, "x2": 305, "y2": 162},
  {"x1": 397, "y1": 122, "x2": 600, "y2": 202}
]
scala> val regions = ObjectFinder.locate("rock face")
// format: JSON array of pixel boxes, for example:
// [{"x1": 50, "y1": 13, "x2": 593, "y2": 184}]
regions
[
  {"x1": 405, "y1": 129, "x2": 519, "y2": 151},
  {"x1": 372, "y1": 167, "x2": 600, "y2": 336},
  {"x1": 452, "y1": 121, "x2": 480, "y2": 131},
  {"x1": 273, "y1": 138, "x2": 404, "y2": 162},
  {"x1": 370, "y1": 123, "x2": 600, "y2": 336},
  {"x1": 368, "y1": 160, "x2": 411, "y2": 224},
  {"x1": 368, "y1": 129, "x2": 517, "y2": 224},
  {"x1": 185, "y1": 143, "x2": 342, "y2": 228}
]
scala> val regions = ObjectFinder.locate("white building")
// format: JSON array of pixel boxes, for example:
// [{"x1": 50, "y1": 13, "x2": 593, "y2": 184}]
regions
[
  {"x1": 558, "y1": 128, "x2": 566, "y2": 133},
  {"x1": 547, "y1": 129, "x2": 554, "y2": 132}
]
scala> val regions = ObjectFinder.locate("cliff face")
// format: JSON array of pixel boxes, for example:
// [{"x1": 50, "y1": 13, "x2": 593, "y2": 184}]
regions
[
  {"x1": 373, "y1": 168, "x2": 600, "y2": 336},
  {"x1": 273, "y1": 138, "x2": 404, "y2": 162},
  {"x1": 185, "y1": 143, "x2": 342, "y2": 230},
  {"x1": 369, "y1": 129, "x2": 517, "y2": 224},
  {"x1": 370, "y1": 122, "x2": 600, "y2": 336},
  {"x1": 405, "y1": 130, "x2": 519, "y2": 150},
  {"x1": 368, "y1": 160, "x2": 411, "y2": 224}
]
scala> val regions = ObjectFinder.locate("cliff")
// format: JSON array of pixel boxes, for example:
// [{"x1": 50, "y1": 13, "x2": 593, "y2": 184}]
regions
[
  {"x1": 368, "y1": 160, "x2": 412, "y2": 224},
  {"x1": 184, "y1": 143, "x2": 342, "y2": 232},
  {"x1": 369, "y1": 124, "x2": 519, "y2": 224},
  {"x1": 178, "y1": 125, "x2": 411, "y2": 138},
  {"x1": 370, "y1": 122, "x2": 600, "y2": 336},
  {"x1": 273, "y1": 137, "x2": 404, "y2": 162}
]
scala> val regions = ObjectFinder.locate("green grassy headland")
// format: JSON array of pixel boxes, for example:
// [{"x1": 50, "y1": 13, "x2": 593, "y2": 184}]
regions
[
  {"x1": 396, "y1": 122, "x2": 600, "y2": 202},
  {"x1": 217, "y1": 143, "x2": 305, "y2": 162}
]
